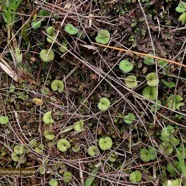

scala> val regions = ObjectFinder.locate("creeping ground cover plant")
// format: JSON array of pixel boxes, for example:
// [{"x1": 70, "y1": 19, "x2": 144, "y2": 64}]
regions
[
  {"x1": 99, "y1": 137, "x2": 113, "y2": 151},
  {"x1": 0, "y1": 116, "x2": 9, "y2": 125},
  {"x1": 43, "y1": 111, "x2": 54, "y2": 125},
  {"x1": 119, "y1": 59, "x2": 134, "y2": 73},
  {"x1": 57, "y1": 139, "x2": 71, "y2": 152},
  {"x1": 40, "y1": 49, "x2": 55, "y2": 62},
  {"x1": 175, "y1": 2, "x2": 186, "y2": 25},
  {"x1": 95, "y1": 29, "x2": 110, "y2": 44},
  {"x1": 142, "y1": 86, "x2": 157, "y2": 100},
  {"x1": 73, "y1": 119, "x2": 84, "y2": 132},
  {"x1": 124, "y1": 75, "x2": 138, "y2": 88},
  {"x1": 124, "y1": 113, "x2": 135, "y2": 124},
  {"x1": 1, "y1": 1, "x2": 186, "y2": 185},
  {"x1": 64, "y1": 23, "x2": 79, "y2": 35},
  {"x1": 146, "y1": 72, "x2": 159, "y2": 87},
  {"x1": 129, "y1": 170, "x2": 142, "y2": 183},
  {"x1": 98, "y1": 97, "x2": 110, "y2": 111},
  {"x1": 51, "y1": 80, "x2": 64, "y2": 93},
  {"x1": 87, "y1": 146, "x2": 99, "y2": 156}
]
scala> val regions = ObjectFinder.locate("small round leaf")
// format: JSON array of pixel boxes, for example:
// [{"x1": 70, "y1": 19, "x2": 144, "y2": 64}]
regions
[
  {"x1": 40, "y1": 49, "x2": 55, "y2": 62},
  {"x1": 57, "y1": 139, "x2": 71, "y2": 152},
  {"x1": 51, "y1": 80, "x2": 64, "y2": 93},
  {"x1": 119, "y1": 60, "x2": 134, "y2": 73},
  {"x1": 98, "y1": 97, "x2": 110, "y2": 111},
  {"x1": 99, "y1": 137, "x2": 113, "y2": 151}
]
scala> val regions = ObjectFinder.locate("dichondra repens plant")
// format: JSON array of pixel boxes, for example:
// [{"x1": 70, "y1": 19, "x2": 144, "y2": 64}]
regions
[
  {"x1": 99, "y1": 137, "x2": 113, "y2": 150},
  {"x1": 40, "y1": 49, "x2": 55, "y2": 62},
  {"x1": 95, "y1": 29, "x2": 110, "y2": 44},
  {"x1": 129, "y1": 170, "x2": 142, "y2": 183},
  {"x1": 119, "y1": 59, "x2": 134, "y2": 73},
  {"x1": 98, "y1": 97, "x2": 110, "y2": 111},
  {"x1": 87, "y1": 146, "x2": 99, "y2": 156},
  {"x1": 64, "y1": 23, "x2": 79, "y2": 35},
  {"x1": 142, "y1": 86, "x2": 157, "y2": 100},
  {"x1": 176, "y1": 2, "x2": 186, "y2": 25},
  {"x1": 73, "y1": 119, "x2": 84, "y2": 132},
  {"x1": 51, "y1": 80, "x2": 64, "y2": 93},
  {"x1": 124, "y1": 113, "x2": 135, "y2": 124},
  {"x1": 0, "y1": 116, "x2": 9, "y2": 125},
  {"x1": 43, "y1": 111, "x2": 54, "y2": 125},
  {"x1": 146, "y1": 72, "x2": 159, "y2": 87},
  {"x1": 125, "y1": 75, "x2": 138, "y2": 89},
  {"x1": 57, "y1": 139, "x2": 71, "y2": 152}
]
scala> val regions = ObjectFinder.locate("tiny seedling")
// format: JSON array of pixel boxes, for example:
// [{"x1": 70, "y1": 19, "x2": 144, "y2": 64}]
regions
[
  {"x1": 39, "y1": 9, "x2": 50, "y2": 17},
  {"x1": 46, "y1": 27, "x2": 56, "y2": 43},
  {"x1": 57, "y1": 139, "x2": 71, "y2": 152},
  {"x1": 0, "y1": 116, "x2": 9, "y2": 125},
  {"x1": 63, "y1": 171, "x2": 73, "y2": 182},
  {"x1": 160, "y1": 125, "x2": 179, "y2": 146},
  {"x1": 146, "y1": 72, "x2": 159, "y2": 87},
  {"x1": 47, "y1": 35, "x2": 56, "y2": 43},
  {"x1": 176, "y1": 2, "x2": 186, "y2": 25},
  {"x1": 159, "y1": 142, "x2": 173, "y2": 155},
  {"x1": 140, "y1": 148, "x2": 156, "y2": 162},
  {"x1": 29, "y1": 139, "x2": 37, "y2": 148},
  {"x1": 176, "y1": 2, "x2": 186, "y2": 13},
  {"x1": 35, "y1": 144, "x2": 44, "y2": 154},
  {"x1": 38, "y1": 165, "x2": 46, "y2": 175},
  {"x1": 49, "y1": 179, "x2": 58, "y2": 186},
  {"x1": 158, "y1": 59, "x2": 167, "y2": 67},
  {"x1": 119, "y1": 60, "x2": 134, "y2": 73},
  {"x1": 99, "y1": 137, "x2": 113, "y2": 151},
  {"x1": 143, "y1": 55, "x2": 154, "y2": 65},
  {"x1": 72, "y1": 144, "x2": 80, "y2": 152},
  {"x1": 73, "y1": 119, "x2": 84, "y2": 132},
  {"x1": 161, "y1": 125, "x2": 174, "y2": 142},
  {"x1": 87, "y1": 146, "x2": 99, "y2": 156},
  {"x1": 14, "y1": 145, "x2": 25, "y2": 155},
  {"x1": 140, "y1": 149, "x2": 151, "y2": 162},
  {"x1": 43, "y1": 111, "x2": 54, "y2": 125},
  {"x1": 109, "y1": 153, "x2": 117, "y2": 162},
  {"x1": 142, "y1": 86, "x2": 157, "y2": 101},
  {"x1": 11, "y1": 152, "x2": 19, "y2": 162},
  {"x1": 64, "y1": 24, "x2": 79, "y2": 35},
  {"x1": 98, "y1": 97, "x2": 110, "y2": 111},
  {"x1": 129, "y1": 170, "x2": 142, "y2": 183},
  {"x1": 9, "y1": 84, "x2": 15, "y2": 92},
  {"x1": 40, "y1": 49, "x2": 55, "y2": 62},
  {"x1": 125, "y1": 75, "x2": 138, "y2": 88},
  {"x1": 124, "y1": 113, "x2": 135, "y2": 124},
  {"x1": 178, "y1": 12, "x2": 186, "y2": 25},
  {"x1": 51, "y1": 80, "x2": 64, "y2": 93},
  {"x1": 95, "y1": 29, "x2": 110, "y2": 44},
  {"x1": 46, "y1": 26, "x2": 55, "y2": 36},
  {"x1": 59, "y1": 40, "x2": 68, "y2": 53},
  {"x1": 166, "y1": 94, "x2": 184, "y2": 111},
  {"x1": 44, "y1": 130, "x2": 55, "y2": 141}
]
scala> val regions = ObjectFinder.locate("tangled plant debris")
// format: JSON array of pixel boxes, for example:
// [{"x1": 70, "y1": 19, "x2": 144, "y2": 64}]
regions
[{"x1": 0, "y1": 0, "x2": 186, "y2": 185}]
